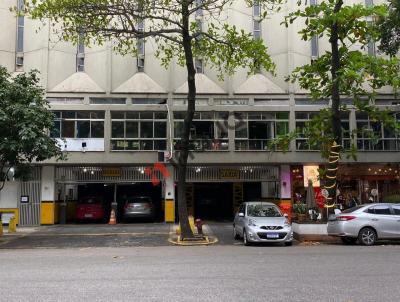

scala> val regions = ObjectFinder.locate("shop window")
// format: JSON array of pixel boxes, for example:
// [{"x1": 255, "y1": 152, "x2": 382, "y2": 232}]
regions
[
  {"x1": 110, "y1": 111, "x2": 167, "y2": 151},
  {"x1": 235, "y1": 112, "x2": 289, "y2": 151},
  {"x1": 51, "y1": 111, "x2": 105, "y2": 139}
]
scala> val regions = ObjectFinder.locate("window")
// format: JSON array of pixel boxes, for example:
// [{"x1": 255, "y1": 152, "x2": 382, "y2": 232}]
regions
[
  {"x1": 76, "y1": 31, "x2": 85, "y2": 72},
  {"x1": 253, "y1": 1, "x2": 261, "y2": 17},
  {"x1": 51, "y1": 111, "x2": 105, "y2": 139},
  {"x1": 15, "y1": 0, "x2": 25, "y2": 70},
  {"x1": 365, "y1": 0, "x2": 375, "y2": 56},
  {"x1": 195, "y1": 0, "x2": 203, "y2": 16},
  {"x1": 392, "y1": 205, "x2": 400, "y2": 215},
  {"x1": 90, "y1": 98, "x2": 126, "y2": 105},
  {"x1": 234, "y1": 112, "x2": 289, "y2": 151},
  {"x1": 356, "y1": 112, "x2": 400, "y2": 151},
  {"x1": 174, "y1": 111, "x2": 229, "y2": 151},
  {"x1": 110, "y1": 112, "x2": 167, "y2": 151},
  {"x1": 253, "y1": 20, "x2": 261, "y2": 40},
  {"x1": 367, "y1": 205, "x2": 391, "y2": 215},
  {"x1": 137, "y1": 20, "x2": 145, "y2": 71},
  {"x1": 295, "y1": 111, "x2": 350, "y2": 151},
  {"x1": 195, "y1": 58, "x2": 203, "y2": 74},
  {"x1": 310, "y1": 0, "x2": 318, "y2": 60}
]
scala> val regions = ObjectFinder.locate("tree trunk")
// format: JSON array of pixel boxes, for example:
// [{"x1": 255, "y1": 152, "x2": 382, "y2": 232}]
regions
[
  {"x1": 176, "y1": 0, "x2": 196, "y2": 239},
  {"x1": 324, "y1": 0, "x2": 344, "y2": 211}
]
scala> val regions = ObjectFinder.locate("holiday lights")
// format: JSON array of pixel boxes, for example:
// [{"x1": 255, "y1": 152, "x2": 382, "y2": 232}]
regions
[{"x1": 324, "y1": 141, "x2": 341, "y2": 208}]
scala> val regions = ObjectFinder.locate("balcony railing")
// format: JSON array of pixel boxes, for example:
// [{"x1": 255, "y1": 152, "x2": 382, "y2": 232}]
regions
[
  {"x1": 111, "y1": 139, "x2": 166, "y2": 151},
  {"x1": 357, "y1": 139, "x2": 400, "y2": 151},
  {"x1": 174, "y1": 139, "x2": 229, "y2": 151}
]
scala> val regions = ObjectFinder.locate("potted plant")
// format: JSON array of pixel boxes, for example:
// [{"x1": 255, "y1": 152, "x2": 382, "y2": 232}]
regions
[{"x1": 293, "y1": 204, "x2": 307, "y2": 222}]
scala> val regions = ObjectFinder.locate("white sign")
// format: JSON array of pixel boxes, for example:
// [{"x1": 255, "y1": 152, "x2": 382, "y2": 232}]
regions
[{"x1": 303, "y1": 165, "x2": 320, "y2": 187}]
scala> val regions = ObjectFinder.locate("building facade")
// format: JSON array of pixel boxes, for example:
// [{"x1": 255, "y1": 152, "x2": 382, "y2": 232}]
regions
[{"x1": 0, "y1": 0, "x2": 399, "y2": 225}]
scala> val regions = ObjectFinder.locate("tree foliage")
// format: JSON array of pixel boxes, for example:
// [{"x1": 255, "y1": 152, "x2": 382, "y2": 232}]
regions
[
  {"x1": 276, "y1": 0, "x2": 400, "y2": 158},
  {"x1": 0, "y1": 67, "x2": 63, "y2": 190},
  {"x1": 377, "y1": 0, "x2": 400, "y2": 56}
]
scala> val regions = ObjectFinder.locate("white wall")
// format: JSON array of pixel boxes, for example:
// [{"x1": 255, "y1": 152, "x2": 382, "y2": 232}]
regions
[{"x1": 0, "y1": 181, "x2": 19, "y2": 208}]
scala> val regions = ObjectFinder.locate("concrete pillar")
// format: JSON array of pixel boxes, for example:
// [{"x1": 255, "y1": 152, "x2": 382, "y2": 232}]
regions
[
  {"x1": 41, "y1": 166, "x2": 55, "y2": 202},
  {"x1": 280, "y1": 165, "x2": 292, "y2": 200},
  {"x1": 164, "y1": 165, "x2": 175, "y2": 222}
]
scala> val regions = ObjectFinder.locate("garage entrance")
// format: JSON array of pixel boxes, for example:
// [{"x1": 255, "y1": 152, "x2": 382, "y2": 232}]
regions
[
  {"x1": 177, "y1": 166, "x2": 278, "y2": 221},
  {"x1": 55, "y1": 166, "x2": 165, "y2": 224}
]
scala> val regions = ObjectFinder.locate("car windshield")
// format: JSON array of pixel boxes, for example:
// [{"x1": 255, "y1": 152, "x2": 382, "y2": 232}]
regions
[
  {"x1": 341, "y1": 205, "x2": 364, "y2": 213},
  {"x1": 79, "y1": 197, "x2": 101, "y2": 204},
  {"x1": 247, "y1": 204, "x2": 282, "y2": 217},
  {"x1": 127, "y1": 197, "x2": 151, "y2": 204}
]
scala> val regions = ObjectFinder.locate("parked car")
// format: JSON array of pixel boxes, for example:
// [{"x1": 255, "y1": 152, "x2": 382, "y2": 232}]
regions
[
  {"x1": 233, "y1": 201, "x2": 293, "y2": 246},
  {"x1": 327, "y1": 203, "x2": 400, "y2": 245},
  {"x1": 123, "y1": 196, "x2": 154, "y2": 221},
  {"x1": 76, "y1": 196, "x2": 106, "y2": 222}
]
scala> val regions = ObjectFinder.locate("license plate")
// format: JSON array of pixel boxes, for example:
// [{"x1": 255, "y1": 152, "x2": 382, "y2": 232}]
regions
[
  {"x1": 267, "y1": 233, "x2": 279, "y2": 239},
  {"x1": 84, "y1": 214, "x2": 93, "y2": 218}
]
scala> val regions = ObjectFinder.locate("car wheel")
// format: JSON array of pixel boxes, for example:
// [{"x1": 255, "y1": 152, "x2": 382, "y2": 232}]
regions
[
  {"x1": 358, "y1": 227, "x2": 377, "y2": 246},
  {"x1": 284, "y1": 241, "x2": 293, "y2": 246},
  {"x1": 341, "y1": 237, "x2": 357, "y2": 245},
  {"x1": 243, "y1": 229, "x2": 250, "y2": 246},
  {"x1": 233, "y1": 225, "x2": 240, "y2": 240}
]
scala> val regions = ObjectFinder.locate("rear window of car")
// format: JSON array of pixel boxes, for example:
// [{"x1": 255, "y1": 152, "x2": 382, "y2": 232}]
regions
[
  {"x1": 79, "y1": 197, "x2": 101, "y2": 204},
  {"x1": 366, "y1": 205, "x2": 392, "y2": 215},
  {"x1": 127, "y1": 197, "x2": 151, "y2": 204},
  {"x1": 341, "y1": 205, "x2": 364, "y2": 213}
]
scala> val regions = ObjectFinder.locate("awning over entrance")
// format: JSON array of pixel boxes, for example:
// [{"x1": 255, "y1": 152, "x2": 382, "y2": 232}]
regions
[
  {"x1": 55, "y1": 166, "x2": 167, "y2": 183},
  {"x1": 175, "y1": 165, "x2": 279, "y2": 182}
]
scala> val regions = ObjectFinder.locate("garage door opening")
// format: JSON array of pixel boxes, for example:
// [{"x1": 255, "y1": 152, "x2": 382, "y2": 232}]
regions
[
  {"x1": 193, "y1": 183, "x2": 233, "y2": 221},
  {"x1": 67, "y1": 183, "x2": 162, "y2": 223},
  {"x1": 115, "y1": 183, "x2": 162, "y2": 222}
]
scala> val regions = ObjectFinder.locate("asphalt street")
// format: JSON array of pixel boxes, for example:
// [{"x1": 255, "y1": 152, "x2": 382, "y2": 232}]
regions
[{"x1": 1, "y1": 244, "x2": 400, "y2": 302}]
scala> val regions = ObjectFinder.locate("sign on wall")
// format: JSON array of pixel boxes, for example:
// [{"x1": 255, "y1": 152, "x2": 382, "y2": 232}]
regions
[
  {"x1": 219, "y1": 169, "x2": 240, "y2": 180},
  {"x1": 303, "y1": 165, "x2": 320, "y2": 187}
]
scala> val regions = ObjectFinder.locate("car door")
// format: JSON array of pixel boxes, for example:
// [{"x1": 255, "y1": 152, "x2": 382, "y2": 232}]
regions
[
  {"x1": 367, "y1": 205, "x2": 397, "y2": 238},
  {"x1": 390, "y1": 204, "x2": 400, "y2": 238}
]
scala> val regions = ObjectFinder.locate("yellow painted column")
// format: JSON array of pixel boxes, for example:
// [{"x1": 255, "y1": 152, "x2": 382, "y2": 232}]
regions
[
  {"x1": 165, "y1": 199, "x2": 175, "y2": 223},
  {"x1": 41, "y1": 201, "x2": 55, "y2": 225}
]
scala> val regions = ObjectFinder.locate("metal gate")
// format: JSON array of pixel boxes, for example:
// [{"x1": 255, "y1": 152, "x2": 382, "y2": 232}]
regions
[{"x1": 19, "y1": 167, "x2": 41, "y2": 226}]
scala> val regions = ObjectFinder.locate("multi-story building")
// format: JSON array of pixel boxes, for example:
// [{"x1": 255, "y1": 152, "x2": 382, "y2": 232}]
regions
[{"x1": 0, "y1": 0, "x2": 399, "y2": 226}]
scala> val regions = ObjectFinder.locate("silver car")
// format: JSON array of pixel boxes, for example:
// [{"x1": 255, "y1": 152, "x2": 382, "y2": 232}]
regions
[
  {"x1": 327, "y1": 203, "x2": 400, "y2": 246},
  {"x1": 123, "y1": 196, "x2": 154, "y2": 220},
  {"x1": 233, "y1": 201, "x2": 293, "y2": 246}
]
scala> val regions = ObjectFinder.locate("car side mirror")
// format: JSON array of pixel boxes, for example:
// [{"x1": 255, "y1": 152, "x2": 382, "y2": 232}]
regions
[
  {"x1": 238, "y1": 212, "x2": 244, "y2": 217},
  {"x1": 284, "y1": 213, "x2": 288, "y2": 218}
]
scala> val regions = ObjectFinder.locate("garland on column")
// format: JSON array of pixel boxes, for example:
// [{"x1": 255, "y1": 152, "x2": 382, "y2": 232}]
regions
[{"x1": 324, "y1": 141, "x2": 341, "y2": 208}]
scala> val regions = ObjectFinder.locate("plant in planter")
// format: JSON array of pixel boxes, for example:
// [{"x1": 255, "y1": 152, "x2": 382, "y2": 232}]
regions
[{"x1": 293, "y1": 204, "x2": 308, "y2": 222}]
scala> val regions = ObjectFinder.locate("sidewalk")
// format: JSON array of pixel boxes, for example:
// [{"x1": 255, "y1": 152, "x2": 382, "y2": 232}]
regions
[{"x1": 0, "y1": 223, "x2": 171, "y2": 249}]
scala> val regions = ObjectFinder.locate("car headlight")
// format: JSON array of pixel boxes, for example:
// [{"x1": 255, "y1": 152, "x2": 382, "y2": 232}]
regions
[
  {"x1": 248, "y1": 219, "x2": 257, "y2": 227},
  {"x1": 284, "y1": 219, "x2": 291, "y2": 227}
]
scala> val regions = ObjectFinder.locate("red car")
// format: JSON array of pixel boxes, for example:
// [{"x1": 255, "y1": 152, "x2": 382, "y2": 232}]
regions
[{"x1": 76, "y1": 196, "x2": 106, "y2": 221}]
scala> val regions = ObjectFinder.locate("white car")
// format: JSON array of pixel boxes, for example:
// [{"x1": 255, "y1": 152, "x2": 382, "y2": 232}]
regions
[{"x1": 233, "y1": 201, "x2": 293, "y2": 246}]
